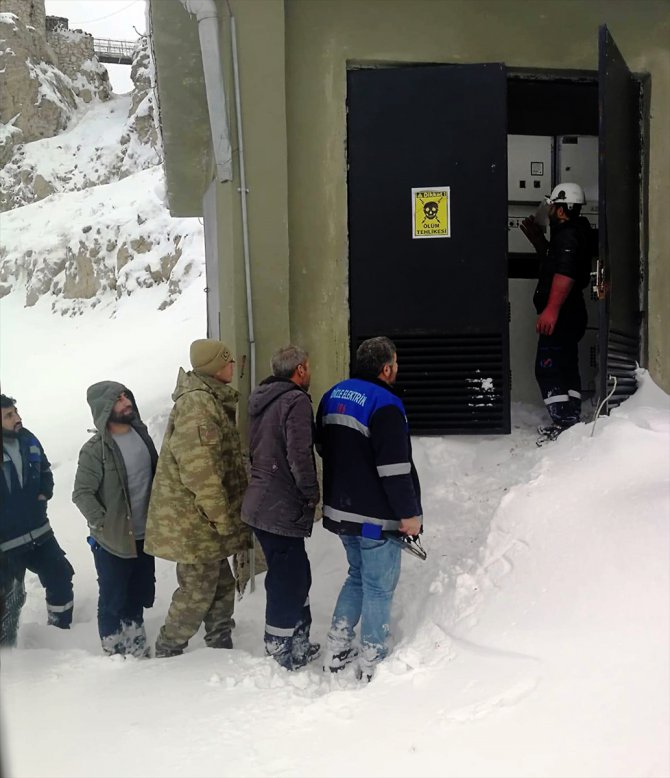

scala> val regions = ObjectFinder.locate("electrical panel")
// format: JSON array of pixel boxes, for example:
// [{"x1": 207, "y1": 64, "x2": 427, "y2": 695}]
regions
[
  {"x1": 508, "y1": 133, "x2": 599, "y2": 254},
  {"x1": 507, "y1": 135, "x2": 553, "y2": 203},
  {"x1": 556, "y1": 135, "x2": 599, "y2": 225}
]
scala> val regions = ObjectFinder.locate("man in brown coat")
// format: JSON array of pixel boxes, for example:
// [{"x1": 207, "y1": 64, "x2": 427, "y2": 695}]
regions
[
  {"x1": 241, "y1": 345, "x2": 320, "y2": 670},
  {"x1": 144, "y1": 339, "x2": 251, "y2": 658}
]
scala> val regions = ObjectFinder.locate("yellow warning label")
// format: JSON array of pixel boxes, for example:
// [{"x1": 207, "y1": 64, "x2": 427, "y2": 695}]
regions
[{"x1": 411, "y1": 187, "x2": 451, "y2": 239}]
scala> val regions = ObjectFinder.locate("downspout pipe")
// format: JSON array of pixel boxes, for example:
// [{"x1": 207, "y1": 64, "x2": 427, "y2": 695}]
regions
[
  {"x1": 179, "y1": 0, "x2": 233, "y2": 182},
  {"x1": 183, "y1": 0, "x2": 258, "y2": 590},
  {"x1": 227, "y1": 2, "x2": 257, "y2": 592},
  {"x1": 228, "y1": 9, "x2": 256, "y2": 393}
]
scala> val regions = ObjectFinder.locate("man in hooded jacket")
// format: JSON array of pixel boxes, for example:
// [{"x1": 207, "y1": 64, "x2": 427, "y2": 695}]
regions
[
  {"x1": 144, "y1": 339, "x2": 251, "y2": 658},
  {"x1": 73, "y1": 382, "x2": 158, "y2": 656},
  {"x1": 242, "y1": 345, "x2": 320, "y2": 670}
]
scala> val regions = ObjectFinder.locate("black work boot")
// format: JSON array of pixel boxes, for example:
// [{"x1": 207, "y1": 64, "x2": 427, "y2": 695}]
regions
[{"x1": 265, "y1": 632, "x2": 294, "y2": 670}]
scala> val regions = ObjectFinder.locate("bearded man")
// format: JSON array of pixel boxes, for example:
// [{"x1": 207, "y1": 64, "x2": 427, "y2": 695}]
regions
[
  {"x1": 1, "y1": 393, "x2": 74, "y2": 642},
  {"x1": 73, "y1": 383, "x2": 158, "y2": 656}
]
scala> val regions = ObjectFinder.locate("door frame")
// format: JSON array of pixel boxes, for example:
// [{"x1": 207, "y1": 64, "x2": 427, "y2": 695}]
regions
[{"x1": 506, "y1": 65, "x2": 649, "y2": 412}]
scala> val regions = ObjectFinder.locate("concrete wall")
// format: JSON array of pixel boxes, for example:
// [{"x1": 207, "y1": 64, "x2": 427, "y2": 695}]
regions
[
  {"x1": 284, "y1": 0, "x2": 670, "y2": 402},
  {"x1": 213, "y1": 0, "x2": 291, "y2": 438}
]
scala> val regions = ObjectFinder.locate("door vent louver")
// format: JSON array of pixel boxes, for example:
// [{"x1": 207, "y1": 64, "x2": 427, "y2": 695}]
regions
[{"x1": 354, "y1": 333, "x2": 508, "y2": 434}]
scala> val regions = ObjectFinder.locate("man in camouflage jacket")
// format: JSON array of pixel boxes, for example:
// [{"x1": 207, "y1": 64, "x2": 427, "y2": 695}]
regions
[{"x1": 144, "y1": 339, "x2": 251, "y2": 657}]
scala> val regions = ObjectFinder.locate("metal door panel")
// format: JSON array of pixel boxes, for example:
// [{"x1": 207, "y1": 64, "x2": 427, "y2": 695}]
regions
[
  {"x1": 598, "y1": 26, "x2": 641, "y2": 410},
  {"x1": 347, "y1": 65, "x2": 509, "y2": 434}
]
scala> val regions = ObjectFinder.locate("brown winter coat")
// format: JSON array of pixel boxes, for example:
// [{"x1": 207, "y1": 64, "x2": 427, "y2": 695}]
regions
[{"x1": 144, "y1": 369, "x2": 251, "y2": 563}]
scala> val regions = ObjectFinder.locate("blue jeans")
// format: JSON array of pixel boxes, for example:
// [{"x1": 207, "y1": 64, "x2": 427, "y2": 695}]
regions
[{"x1": 327, "y1": 535, "x2": 402, "y2": 674}]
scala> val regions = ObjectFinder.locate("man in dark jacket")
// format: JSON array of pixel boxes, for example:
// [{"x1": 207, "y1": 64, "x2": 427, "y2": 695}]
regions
[
  {"x1": 521, "y1": 182, "x2": 594, "y2": 432},
  {"x1": 315, "y1": 337, "x2": 422, "y2": 681},
  {"x1": 1, "y1": 394, "x2": 74, "y2": 636},
  {"x1": 242, "y1": 345, "x2": 320, "y2": 670},
  {"x1": 72, "y1": 382, "x2": 158, "y2": 656}
]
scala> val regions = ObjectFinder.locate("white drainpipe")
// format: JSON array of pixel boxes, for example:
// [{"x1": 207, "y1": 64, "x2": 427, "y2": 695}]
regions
[
  {"x1": 179, "y1": 0, "x2": 233, "y2": 182},
  {"x1": 180, "y1": 0, "x2": 258, "y2": 591}
]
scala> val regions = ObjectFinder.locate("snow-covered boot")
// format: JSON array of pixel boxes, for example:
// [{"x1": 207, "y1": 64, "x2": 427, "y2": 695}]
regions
[
  {"x1": 324, "y1": 646, "x2": 359, "y2": 674},
  {"x1": 536, "y1": 424, "x2": 565, "y2": 446},
  {"x1": 264, "y1": 631, "x2": 294, "y2": 670},
  {"x1": 292, "y1": 630, "x2": 321, "y2": 669},
  {"x1": 123, "y1": 621, "x2": 150, "y2": 658},
  {"x1": 292, "y1": 613, "x2": 320, "y2": 668},
  {"x1": 101, "y1": 629, "x2": 126, "y2": 656}
]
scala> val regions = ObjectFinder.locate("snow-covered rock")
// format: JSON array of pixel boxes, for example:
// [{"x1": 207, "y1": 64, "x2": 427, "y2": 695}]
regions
[{"x1": 0, "y1": 25, "x2": 200, "y2": 313}]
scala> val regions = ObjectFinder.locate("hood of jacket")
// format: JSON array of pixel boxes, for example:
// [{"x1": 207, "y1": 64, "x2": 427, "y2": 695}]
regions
[
  {"x1": 248, "y1": 376, "x2": 304, "y2": 417},
  {"x1": 172, "y1": 368, "x2": 240, "y2": 408},
  {"x1": 86, "y1": 380, "x2": 138, "y2": 433}
]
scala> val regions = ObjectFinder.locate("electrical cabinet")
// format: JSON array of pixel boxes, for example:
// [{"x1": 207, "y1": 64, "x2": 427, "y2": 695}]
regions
[
  {"x1": 557, "y1": 135, "x2": 599, "y2": 226},
  {"x1": 507, "y1": 134, "x2": 598, "y2": 254}
]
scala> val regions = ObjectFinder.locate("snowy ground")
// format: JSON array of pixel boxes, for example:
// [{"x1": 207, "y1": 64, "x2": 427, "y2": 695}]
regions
[{"x1": 1, "y1": 284, "x2": 668, "y2": 778}]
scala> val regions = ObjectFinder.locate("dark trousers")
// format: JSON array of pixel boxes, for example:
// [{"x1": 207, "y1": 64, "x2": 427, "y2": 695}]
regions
[
  {"x1": 1, "y1": 555, "x2": 26, "y2": 646},
  {"x1": 253, "y1": 528, "x2": 312, "y2": 636},
  {"x1": 535, "y1": 307, "x2": 587, "y2": 427},
  {"x1": 11, "y1": 534, "x2": 74, "y2": 628},
  {"x1": 91, "y1": 539, "x2": 155, "y2": 643}
]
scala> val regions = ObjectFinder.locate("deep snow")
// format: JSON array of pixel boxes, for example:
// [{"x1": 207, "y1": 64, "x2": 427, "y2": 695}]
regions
[
  {"x1": 1, "y1": 82, "x2": 669, "y2": 778},
  {"x1": 0, "y1": 281, "x2": 668, "y2": 777}
]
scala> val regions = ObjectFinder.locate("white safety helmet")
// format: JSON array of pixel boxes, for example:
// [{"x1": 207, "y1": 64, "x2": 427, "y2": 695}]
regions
[{"x1": 546, "y1": 183, "x2": 586, "y2": 209}]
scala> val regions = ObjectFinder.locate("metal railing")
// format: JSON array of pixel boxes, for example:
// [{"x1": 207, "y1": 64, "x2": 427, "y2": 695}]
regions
[{"x1": 93, "y1": 38, "x2": 137, "y2": 64}]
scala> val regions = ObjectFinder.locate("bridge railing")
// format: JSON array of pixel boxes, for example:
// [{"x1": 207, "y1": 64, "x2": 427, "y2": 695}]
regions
[{"x1": 93, "y1": 38, "x2": 137, "y2": 59}]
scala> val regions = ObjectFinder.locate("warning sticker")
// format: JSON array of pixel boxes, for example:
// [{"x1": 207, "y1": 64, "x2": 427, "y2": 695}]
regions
[{"x1": 412, "y1": 187, "x2": 451, "y2": 239}]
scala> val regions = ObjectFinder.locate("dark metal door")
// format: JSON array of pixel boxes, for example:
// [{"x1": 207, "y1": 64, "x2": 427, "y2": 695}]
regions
[
  {"x1": 347, "y1": 65, "x2": 509, "y2": 434},
  {"x1": 597, "y1": 26, "x2": 642, "y2": 410}
]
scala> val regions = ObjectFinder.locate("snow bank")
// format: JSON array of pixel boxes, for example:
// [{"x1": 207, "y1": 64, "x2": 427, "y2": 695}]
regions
[{"x1": 1, "y1": 334, "x2": 667, "y2": 778}]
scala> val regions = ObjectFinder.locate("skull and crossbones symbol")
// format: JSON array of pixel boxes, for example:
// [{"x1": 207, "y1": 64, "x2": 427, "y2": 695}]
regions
[{"x1": 420, "y1": 196, "x2": 443, "y2": 225}]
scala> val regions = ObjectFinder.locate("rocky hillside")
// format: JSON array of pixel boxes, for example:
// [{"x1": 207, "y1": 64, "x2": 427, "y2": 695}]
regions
[{"x1": 0, "y1": 17, "x2": 204, "y2": 315}]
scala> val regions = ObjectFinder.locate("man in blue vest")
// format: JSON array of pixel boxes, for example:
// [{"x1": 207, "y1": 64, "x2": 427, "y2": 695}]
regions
[
  {"x1": 1, "y1": 394, "x2": 74, "y2": 639},
  {"x1": 316, "y1": 336, "x2": 422, "y2": 681}
]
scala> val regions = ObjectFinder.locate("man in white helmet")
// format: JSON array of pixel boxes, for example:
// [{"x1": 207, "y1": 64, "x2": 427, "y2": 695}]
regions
[{"x1": 520, "y1": 183, "x2": 594, "y2": 434}]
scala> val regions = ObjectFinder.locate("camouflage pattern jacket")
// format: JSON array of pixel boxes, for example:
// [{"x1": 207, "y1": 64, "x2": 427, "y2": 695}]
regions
[{"x1": 144, "y1": 369, "x2": 251, "y2": 563}]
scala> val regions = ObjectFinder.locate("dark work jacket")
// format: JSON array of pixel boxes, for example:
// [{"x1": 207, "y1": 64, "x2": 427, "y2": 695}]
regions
[
  {"x1": 0, "y1": 428, "x2": 54, "y2": 551},
  {"x1": 533, "y1": 216, "x2": 593, "y2": 318},
  {"x1": 241, "y1": 378, "x2": 320, "y2": 538},
  {"x1": 315, "y1": 375, "x2": 422, "y2": 538}
]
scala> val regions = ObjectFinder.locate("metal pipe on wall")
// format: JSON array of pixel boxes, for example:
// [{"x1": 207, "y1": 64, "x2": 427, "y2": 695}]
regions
[
  {"x1": 179, "y1": 0, "x2": 233, "y2": 182},
  {"x1": 180, "y1": 0, "x2": 258, "y2": 592},
  {"x1": 227, "y1": 0, "x2": 257, "y2": 591}
]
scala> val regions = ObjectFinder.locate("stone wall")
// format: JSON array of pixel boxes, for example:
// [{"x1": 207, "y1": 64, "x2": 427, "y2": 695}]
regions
[{"x1": 47, "y1": 27, "x2": 96, "y2": 81}]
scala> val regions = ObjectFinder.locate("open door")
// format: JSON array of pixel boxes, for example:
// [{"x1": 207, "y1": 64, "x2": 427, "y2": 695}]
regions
[
  {"x1": 347, "y1": 65, "x2": 509, "y2": 434},
  {"x1": 597, "y1": 25, "x2": 642, "y2": 411}
]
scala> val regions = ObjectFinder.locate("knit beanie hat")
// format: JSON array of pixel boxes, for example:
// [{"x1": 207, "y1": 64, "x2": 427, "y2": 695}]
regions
[{"x1": 190, "y1": 339, "x2": 235, "y2": 377}]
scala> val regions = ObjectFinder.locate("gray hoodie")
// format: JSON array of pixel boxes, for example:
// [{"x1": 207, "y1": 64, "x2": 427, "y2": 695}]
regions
[{"x1": 241, "y1": 378, "x2": 320, "y2": 537}]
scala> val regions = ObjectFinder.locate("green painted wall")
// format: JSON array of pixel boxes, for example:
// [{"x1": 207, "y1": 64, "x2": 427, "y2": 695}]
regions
[
  {"x1": 217, "y1": 0, "x2": 292, "y2": 437},
  {"x1": 284, "y1": 0, "x2": 670, "y2": 402}
]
